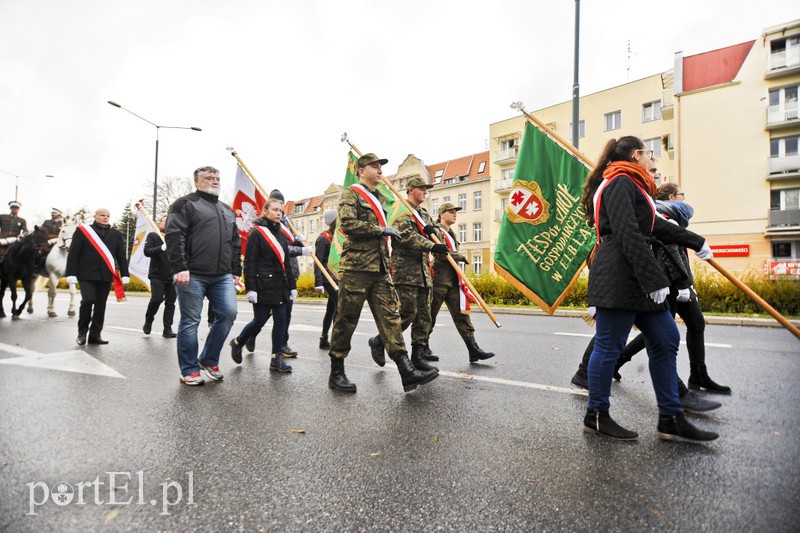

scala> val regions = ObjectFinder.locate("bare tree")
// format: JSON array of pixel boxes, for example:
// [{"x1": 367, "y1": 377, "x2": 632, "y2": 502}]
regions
[{"x1": 140, "y1": 175, "x2": 195, "y2": 218}]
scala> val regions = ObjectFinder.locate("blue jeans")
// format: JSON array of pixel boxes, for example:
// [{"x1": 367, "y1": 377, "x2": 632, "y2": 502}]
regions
[
  {"x1": 588, "y1": 307, "x2": 682, "y2": 415},
  {"x1": 236, "y1": 302, "x2": 286, "y2": 355},
  {"x1": 175, "y1": 274, "x2": 237, "y2": 375}
]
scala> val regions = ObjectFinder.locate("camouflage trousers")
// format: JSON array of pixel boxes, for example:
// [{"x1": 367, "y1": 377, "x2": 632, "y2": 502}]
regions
[
  {"x1": 329, "y1": 271, "x2": 407, "y2": 360},
  {"x1": 431, "y1": 283, "x2": 475, "y2": 340},
  {"x1": 396, "y1": 284, "x2": 432, "y2": 346}
]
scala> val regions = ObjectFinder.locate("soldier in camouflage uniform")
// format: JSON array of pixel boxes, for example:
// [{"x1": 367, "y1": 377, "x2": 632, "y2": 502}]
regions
[
  {"x1": 430, "y1": 202, "x2": 495, "y2": 363},
  {"x1": 0, "y1": 201, "x2": 28, "y2": 239},
  {"x1": 40, "y1": 208, "x2": 64, "y2": 238},
  {"x1": 327, "y1": 153, "x2": 439, "y2": 394},
  {"x1": 367, "y1": 176, "x2": 449, "y2": 372}
]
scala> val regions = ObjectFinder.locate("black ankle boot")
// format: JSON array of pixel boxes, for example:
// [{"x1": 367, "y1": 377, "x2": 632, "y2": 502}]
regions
[
  {"x1": 143, "y1": 319, "x2": 153, "y2": 335},
  {"x1": 571, "y1": 369, "x2": 588, "y2": 390},
  {"x1": 319, "y1": 335, "x2": 330, "y2": 349},
  {"x1": 688, "y1": 364, "x2": 731, "y2": 394},
  {"x1": 420, "y1": 344, "x2": 439, "y2": 361},
  {"x1": 657, "y1": 412, "x2": 719, "y2": 442},
  {"x1": 329, "y1": 356, "x2": 356, "y2": 393},
  {"x1": 464, "y1": 336, "x2": 495, "y2": 362},
  {"x1": 613, "y1": 356, "x2": 631, "y2": 381},
  {"x1": 368, "y1": 335, "x2": 385, "y2": 367},
  {"x1": 410, "y1": 344, "x2": 438, "y2": 372},
  {"x1": 245, "y1": 337, "x2": 255, "y2": 352},
  {"x1": 583, "y1": 409, "x2": 638, "y2": 440},
  {"x1": 396, "y1": 354, "x2": 438, "y2": 392}
]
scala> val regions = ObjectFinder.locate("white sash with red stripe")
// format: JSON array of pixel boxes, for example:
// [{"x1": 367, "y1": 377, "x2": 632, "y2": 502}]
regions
[
  {"x1": 78, "y1": 223, "x2": 126, "y2": 301},
  {"x1": 278, "y1": 223, "x2": 295, "y2": 242},
  {"x1": 441, "y1": 228, "x2": 477, "y2": 313},
  {"x1": 350, "y1": 184, "x2": 391, "y2": 251},
  {"x1": 593, "y1": 174, "x2": 656, "y2": 243},
  {"x1": 253, "y1": 226, "x2": 286, "y2": 271}
]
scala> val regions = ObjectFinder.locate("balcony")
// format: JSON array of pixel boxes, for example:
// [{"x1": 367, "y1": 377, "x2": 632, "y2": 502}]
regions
[
  {"x1": 494, "y1": 147, "x2": 518, "y2": 164},
  {"x1": 660, "y1": 90, "x2": 674, "y2": 119},
  {"x1": 766, "y1": 208, "x2": 800, "y2": 236},
  {"x1": 766, "y1": 48, "x2": 800, "y2": 79},
  {"x1": 493, "y1": 178, "x2": 514, "y2": 192},
  {"x1": 768, "y1": 155, "x2": 800, "y2": 179},
  {"x1": 766, "y1": 104, "x2": 800, "y2": 130},
  {"x1": 494, "y1": 209, "x2": 505, "y2": 222}
]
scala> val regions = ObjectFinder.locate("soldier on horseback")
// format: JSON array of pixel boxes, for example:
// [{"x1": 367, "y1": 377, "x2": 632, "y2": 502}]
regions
[
  {"x1": 40, "y1": 208, "x2": 63, "y2": 239},
  {"x1": 0, "y1": 201, "x2": 28, "y2": 239}
]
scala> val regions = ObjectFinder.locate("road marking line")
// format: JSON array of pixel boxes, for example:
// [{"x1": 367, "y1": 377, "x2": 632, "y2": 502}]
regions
[
  {"x1": 0, "y1": 342, "x2": 125, "y2": 378},
  {"x1": 553, "y1": 332, "x2": 731, "y2": 348}
]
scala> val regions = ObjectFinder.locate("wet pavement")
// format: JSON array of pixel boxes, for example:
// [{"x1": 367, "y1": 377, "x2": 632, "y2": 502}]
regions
[{"x1": 1, "y1": 292, "x2": 798, "y2": 531}]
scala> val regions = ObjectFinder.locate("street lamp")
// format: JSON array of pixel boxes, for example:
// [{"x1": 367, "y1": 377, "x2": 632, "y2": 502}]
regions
[
  {"x1": 0, "y1": 168, "x2": 55, "y2": 202},
  {"x1": 107, "y1": 101, "x2": 201, "y2": 219}
]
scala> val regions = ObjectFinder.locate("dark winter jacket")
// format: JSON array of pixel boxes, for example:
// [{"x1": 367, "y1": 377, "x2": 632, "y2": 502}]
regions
[
  {"x1": 143, "y1": 231, "x2": 172, "y2": 281},
  {"x1": 314, "y1": 231, "x2": 335, "y2": 288},
  {"x1": 243, "y1": 217, "x2": 291, "y2": 306},
  {"x1": 65, "y1": 222, "x2": 129, "y2": 283},
  {"x1": 588, "y1": 175, "x2": 704, "y2": 312},
  {"x1": 165, "y1": 190, "x2": 242, "y2": 277}
]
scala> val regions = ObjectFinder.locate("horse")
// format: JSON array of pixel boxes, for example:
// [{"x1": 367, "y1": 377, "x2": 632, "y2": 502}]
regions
[
  {"x1": 0, "y1": 226, "x2": 51, "y2": 319},
  {"x1": 30, "y1": 219, "x2": 79, "y2": 317}
]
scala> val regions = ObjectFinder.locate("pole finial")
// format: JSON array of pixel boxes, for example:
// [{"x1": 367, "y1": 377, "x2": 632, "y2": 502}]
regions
[
  {"x1": 510, "y1": 101, "x2": 525, "y2": 112},
  {"x1": 340, "y1": 132, "x2": 349, "y2": 144}
]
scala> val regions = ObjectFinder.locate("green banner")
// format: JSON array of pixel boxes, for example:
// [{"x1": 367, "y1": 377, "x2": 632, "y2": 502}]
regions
[{"x1": 493, "y1": 120, "x2": 596, "y2": 314}]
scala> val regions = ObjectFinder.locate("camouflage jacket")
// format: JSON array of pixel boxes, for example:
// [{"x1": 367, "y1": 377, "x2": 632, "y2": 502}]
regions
[
  {"x1": 390, "y1": 205, "x2": 436, "y2": 287},
  {"x1": 0, "y1": 214, "x2": 27, "y2": 238},
  {"x1": 432, "y1": 225, "x2": 468, "y2": 288},
  {"x1": 41, "y1": 219, "x2": 62, "y2": 238},
  {"x1": 338, "y1": 185, "x2": 391, "y2": 274}
]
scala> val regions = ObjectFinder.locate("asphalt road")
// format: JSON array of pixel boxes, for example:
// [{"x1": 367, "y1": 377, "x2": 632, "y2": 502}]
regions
[{"x1": 1, "y1": 292, "x2": 798, "y2": 532}]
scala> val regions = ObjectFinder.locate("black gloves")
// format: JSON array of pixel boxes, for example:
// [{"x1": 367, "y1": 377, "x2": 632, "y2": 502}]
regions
[
  {"x1": 430, "y1": 243, "x2": 448, "y2": 255},
  {"x1": 382, "y1": 226, "x2": 401, "y2": 238},
  {"x1": 423, "y1": 225, "x2": 437, "y2": 237}
]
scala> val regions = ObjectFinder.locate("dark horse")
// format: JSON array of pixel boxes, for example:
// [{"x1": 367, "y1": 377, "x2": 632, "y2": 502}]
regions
[{"x1": 0, "y1": 226, "x2": 51, "y2": 319}]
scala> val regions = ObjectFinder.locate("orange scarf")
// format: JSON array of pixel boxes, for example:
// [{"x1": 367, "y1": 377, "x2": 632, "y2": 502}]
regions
[{"x1": 602, "y1": 161, "x2": 656, "y2": 197}]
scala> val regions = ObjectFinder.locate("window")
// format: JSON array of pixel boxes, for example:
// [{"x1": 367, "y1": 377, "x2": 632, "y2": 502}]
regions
[
  {"x1": 295, "y1": 203, "x2": 305, "y2": 213},
  {"x1": 443, "y1": 196, "x2": 450, "y2": 204},
  {"x1": 473, "y1": 191, "x2": 482, "y2": 211},
  {"x1": 473, "y1": 223, "x2": 482, "y2": 242},
  {"x1": 771, "y1": 188, "x2": 800, "y2": 210},
  {"x1": 431, "y1": 198, "x2": 439, "y2": 216},
  {"x1": 771, "y1": 135, "x2": 799, "y2": 157},
  {"x1": 500, "y1": 197, "x2": 508, "y2": 211},
  {"x1": 477, "y1": 161, "x2": 486, "y2": 174},
  {"x1": 310, "y1": 220, "x2": 316, "y2": 234},
  {"x1": 433, "y1": 169, "x2": 444, "y2": 184},
  {"x1": 500, "y1": 139, "x2": 516, "y2": 151},
  {"x1": 500, "y1": 168, "x2": 515, "y2": 182},
  {"x1": 568, "y1": 120, "x2": 586, "y2": 138},
  {"x1": 642, "y1": 100, "x2": 662, "y2": 122},
  {"x1": 643, "y1": 137, "x2": 663, "y2": 158},
  {"x1": 769, "y1": 85, "x2": 799, "y2": 121},
  {"x1": 770, "y1": 36, "x2": 800, "y2": 70},
  {"x1": 458, "y1": 193, "x2": 467, "y2": 211},
  {"x1": 773, "y1": 241, "x2": 796, "y2": 258},
  {"x1": 458, "y1": 224, "x2": 466, "y2": 243},
  {"x1": 604, "y1": 110, "x2": 622, "y2": 131},
  {"x1": 473, "y1": 253, "x2": 482, "y2": 274},
  {"x1": 444, "y1": 178, "x2": 455, "y2": 185}
]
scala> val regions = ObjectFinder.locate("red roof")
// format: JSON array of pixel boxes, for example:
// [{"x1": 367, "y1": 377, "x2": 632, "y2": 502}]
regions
[
  {"x1": 427, "y1": 151, "x2": 489, "y2": 187},
  {"x1": 682, "y1": 40, "x2": 754, "y2": 92}
]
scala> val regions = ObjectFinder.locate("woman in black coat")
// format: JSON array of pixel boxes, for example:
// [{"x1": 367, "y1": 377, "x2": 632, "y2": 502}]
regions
[
  {"x1": 229, "y1": 198, "x2": 292, "y2": 372},
  {"x1": 314, "y1": 209, "x2": 339, "y2": 349},
  {"x1": 581, "y1": 136, "x2": 717, "y2": 443}
]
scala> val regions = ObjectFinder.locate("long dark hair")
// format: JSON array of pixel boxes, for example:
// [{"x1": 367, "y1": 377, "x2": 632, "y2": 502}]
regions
[{"x1": 581, "y1": 136, "x2": 644, "y2": 226}]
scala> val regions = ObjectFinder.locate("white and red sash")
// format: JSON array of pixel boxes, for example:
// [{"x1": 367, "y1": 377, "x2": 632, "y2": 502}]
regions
[
  {"x1": 278, "y1": 223, "x2": 295, "y2": 243},
  {"x1": 350, "y1": 184, "x2": 391, "y2": 252},
  {"x1": 320, "y1": 232, "x2": 332, "y2": 244},
  {"x1": 441, "y1": 228, "x2": 477, "y2": 313},
  {"x1": 593, "y1": 173, "x2": 656, "y2": 243},
  {"x1": 78, "y1": 223, "x2": 126, "y2": 301},
  {"x1": 253, "y1": 226, "x2": 286, "y2": 271}
]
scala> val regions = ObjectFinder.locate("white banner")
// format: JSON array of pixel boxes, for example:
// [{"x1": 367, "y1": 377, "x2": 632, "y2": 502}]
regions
[{"x1": 128, "y1": 210, "x2": 153, "y2": 291}]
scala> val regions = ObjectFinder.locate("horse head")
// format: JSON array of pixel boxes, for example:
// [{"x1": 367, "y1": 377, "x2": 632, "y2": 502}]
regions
[
  {"x1": 57, "y1": 221, "x2": 77, "y2": 251},
  {"x1": 29, "y1": 226, "x2": 52, "y2": 256}
]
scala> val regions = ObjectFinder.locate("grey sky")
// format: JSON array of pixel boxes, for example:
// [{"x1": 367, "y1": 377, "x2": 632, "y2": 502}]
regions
[{"x1": 1, "y1": 0, "x2": 796, "y2": 224}]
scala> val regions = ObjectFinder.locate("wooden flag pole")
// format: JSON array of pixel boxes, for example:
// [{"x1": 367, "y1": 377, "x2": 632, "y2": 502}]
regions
[
  {"x1": 134, "y1": 199, "x2": 165, "y2": 243},
  {"x1": 227, "y1": 148, "x2": 338, "y2": 291},
  {"x1": 514, "y1": 102, "x2": 799, "y2": 339},
  {"x1": 708, "y1": 259, "x2": 800, "y2": 340},
  {"x1": 343, "y1": 136, "x2": 500, "y2": 328}
]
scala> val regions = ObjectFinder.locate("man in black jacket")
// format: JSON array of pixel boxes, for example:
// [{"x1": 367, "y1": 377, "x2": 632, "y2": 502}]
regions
[
  {"x1": 166, "y1": 166, "x2": 241, "y2": 386},
  {"x1": 142, "y1": 216, "x2": 176, "y2": 338},
  {"x1": 65, "y1": 208, "x2": 129, "y2": 346}
]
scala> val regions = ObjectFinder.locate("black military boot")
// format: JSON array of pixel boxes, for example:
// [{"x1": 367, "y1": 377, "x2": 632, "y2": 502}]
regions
[
  {"x1": 395, "y1": 354, "x2": 438, "y2": 393},
  {"x1": 688, "y1": 364, "x2": 731, "y2": 394},
  {"x1": 583, "y1": 409, "x2": 638, "y2": 440},
  {"x1": 464, "y1": 336, "x2": 495, "y2": 363},
  {"x1": 319, "y1": 334, "x2": 330, "y2": 349},
  {"x1": 368, "y1": 335, "x2": 385, "y2": 367},
  {"x1": 410, "y1": 344, "x2": 438, "y2": 372},
  {"x1": 657, "y1": 412, "x2": 719, "y2": 442},
  {"x1": 420, "y1": 344, "x2": 439, "y2": 362},
  {"x1": 329, "y1": 356, "x2": 356, "y2": 393}
]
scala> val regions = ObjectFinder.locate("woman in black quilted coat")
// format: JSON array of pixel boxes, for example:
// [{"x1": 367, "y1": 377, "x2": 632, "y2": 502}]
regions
[{"x1": 580, "y1": 136, "x2": 718, "y2": 443}]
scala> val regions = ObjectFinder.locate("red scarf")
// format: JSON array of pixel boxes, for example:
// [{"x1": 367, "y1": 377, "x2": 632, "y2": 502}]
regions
[{"x1": 602, "y1": 161, "x2": 656, "y2": 196}]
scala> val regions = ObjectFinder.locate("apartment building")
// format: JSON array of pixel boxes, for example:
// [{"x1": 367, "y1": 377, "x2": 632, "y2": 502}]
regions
[{"x1": 287, "y1": 183, "x2": 341, "y2": 275}]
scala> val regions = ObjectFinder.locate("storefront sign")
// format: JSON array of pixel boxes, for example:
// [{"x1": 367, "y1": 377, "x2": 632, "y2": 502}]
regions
[
  {"x1": 710, "y1": 244, "x2": 750, "y2": 257},
  {"x1": 767, "y1": 260, "x2": 800, "y2": 277}
]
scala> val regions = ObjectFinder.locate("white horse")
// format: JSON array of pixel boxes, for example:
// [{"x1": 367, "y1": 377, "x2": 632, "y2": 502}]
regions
[{"x1": 28, "y1": 218, "x2": 79, "y2": 317}]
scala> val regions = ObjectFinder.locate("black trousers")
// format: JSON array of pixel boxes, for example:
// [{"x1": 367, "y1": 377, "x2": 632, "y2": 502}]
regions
[
  {"x1": 322, "y1": 284, "x2": 338, "y2": 337},
  {"x1": 78, "y1": 280, "x2": 111, "y2": 337},
  {"x1": 145, "y1": 279, "x2": 177, "y2": 327}
]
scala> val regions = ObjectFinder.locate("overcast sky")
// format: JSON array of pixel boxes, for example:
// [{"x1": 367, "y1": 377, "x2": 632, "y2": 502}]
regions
[{"x1": 1, "y1": 0, "x2": 797, "y2": 224}]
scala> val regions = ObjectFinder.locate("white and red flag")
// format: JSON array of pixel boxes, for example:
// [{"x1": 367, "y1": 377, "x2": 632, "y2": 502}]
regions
[{"x1": 232, "y1": 163, "x2": 266, "y2": 254}]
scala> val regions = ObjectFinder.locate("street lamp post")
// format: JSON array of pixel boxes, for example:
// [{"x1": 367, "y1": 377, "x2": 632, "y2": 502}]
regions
[
  {"x1": 0, "y1": 169, "x2": 55, "y2": 202},
  {"x1": 107, "y1": 101, "x2": 201, "y2": 219}
]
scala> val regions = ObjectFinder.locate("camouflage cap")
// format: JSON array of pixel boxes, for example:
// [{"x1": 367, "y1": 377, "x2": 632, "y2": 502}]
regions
[
  {"x1": 438, "y1": 202, "x2": 462, "y2": 215},
  {"x1": 357, "y1": 153, "x2": 388, "y2": 168},
  {"x1": 407, "y1": 176, "x2": 434, "y2": 190}
]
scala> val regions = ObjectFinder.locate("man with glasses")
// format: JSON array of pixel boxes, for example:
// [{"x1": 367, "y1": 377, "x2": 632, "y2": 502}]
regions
[{"x1": 166, "y1": 166, "x2": 241, "y2": 386}]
